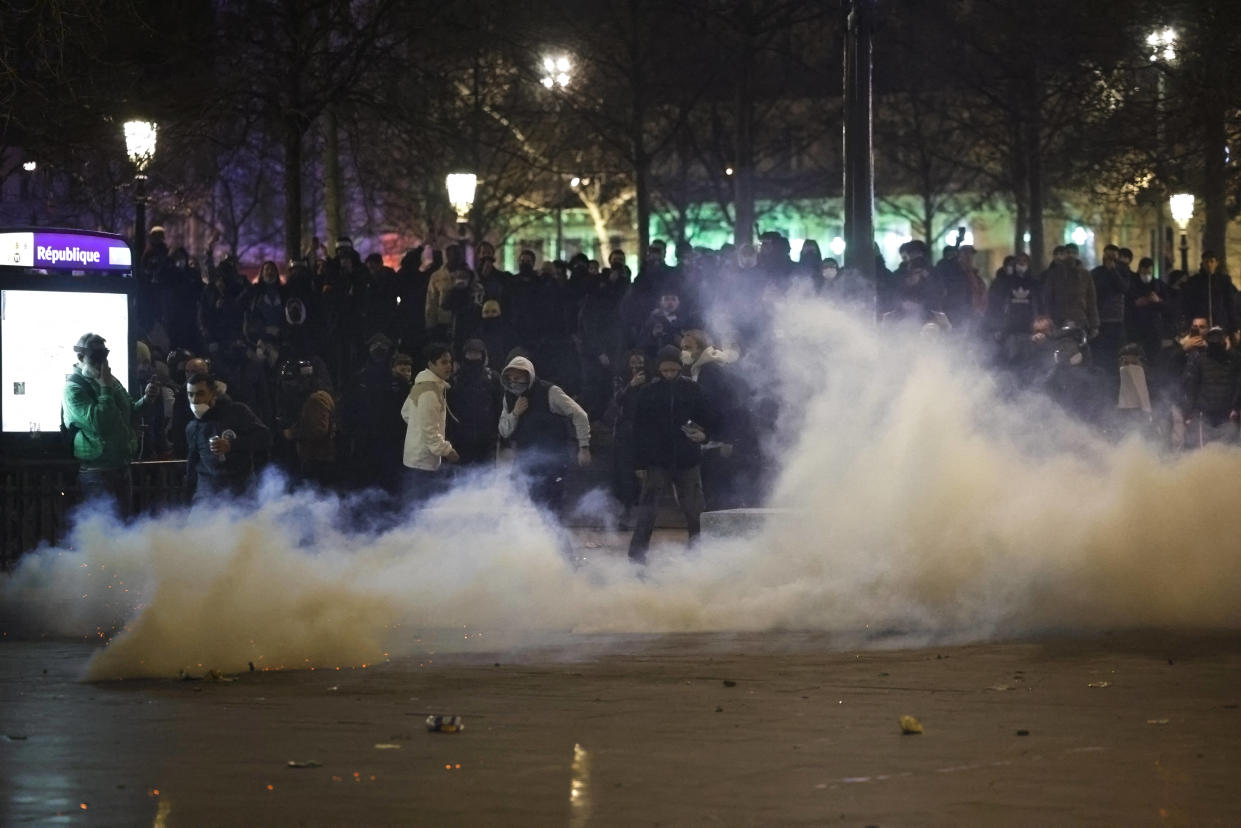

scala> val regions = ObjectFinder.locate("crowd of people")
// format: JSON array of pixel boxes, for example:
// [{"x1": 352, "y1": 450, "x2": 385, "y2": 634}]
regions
[{"x1": 62, "y1": 224, "x2": 1241, "y2": 560}]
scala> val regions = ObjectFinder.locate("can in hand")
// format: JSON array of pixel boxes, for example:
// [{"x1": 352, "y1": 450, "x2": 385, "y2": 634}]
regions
[{"x1": 425, "y1": 714, "x2": 464, "y2": 733}]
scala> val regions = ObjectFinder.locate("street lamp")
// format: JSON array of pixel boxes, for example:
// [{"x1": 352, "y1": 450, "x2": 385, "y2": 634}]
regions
[
  {"x1": 540, "y1": 55, "x2": 571, "y2": 89},
  {"x1": 123, "y1": 120, "x2": 158, "y2": 262},
  {"x1": 446, "y1": 172, "x2": 477, "y2": 223},
  {"x1": 1146, "y1": 27, "x2": 1177, "y2": 63},
  {"x1": 446, "y1": 172, "x2": 477, "y2": 257},
  {"x1": 1170, "y1": 192, "x2": 1194, "y2": 273},
  {"x1": 1148, "y1": 26, "x2": 1177, "y2": 278}
]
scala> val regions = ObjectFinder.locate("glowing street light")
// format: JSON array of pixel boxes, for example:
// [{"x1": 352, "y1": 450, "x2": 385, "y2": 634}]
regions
[
  {"x1": 1170, "y1": 192, "x2": 1194, "y2": 272},
  {"x1": 123, "y1": 120, "x2": 158, "y2": 172},
  {"x1": 445, "y1": 172, "x2": 477, "y2": 223},
  {"x1": 541, "y1": 54, "x2": 571, "y2": 89},
  {"x1": 22, "y1": 160, "x2": 36, "y2": 172},
  {"x1": 828, "y1": 236, "x2": 847, "y2": 257},
  {"x1": 122, "y1": 119, "x2": 158, "y2": 260},
  {"x1": 1146, "y1": 26, "x2": 1177, "y2": 63}
]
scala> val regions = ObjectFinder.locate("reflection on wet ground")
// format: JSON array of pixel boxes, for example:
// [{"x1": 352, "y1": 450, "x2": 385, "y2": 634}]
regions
[{"x1": 3, "y1": 631, "x2": 1241, "y2": 826}]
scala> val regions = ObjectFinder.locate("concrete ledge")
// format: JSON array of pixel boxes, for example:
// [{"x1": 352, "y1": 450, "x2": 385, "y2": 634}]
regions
[{"x1": 700, "y1": 508, "x2": 800, "y2": 540}]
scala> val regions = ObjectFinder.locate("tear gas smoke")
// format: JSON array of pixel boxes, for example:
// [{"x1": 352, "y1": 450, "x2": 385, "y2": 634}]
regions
[{"x1": 3, "y1": 295, "x2": 1240, "y2": 680}]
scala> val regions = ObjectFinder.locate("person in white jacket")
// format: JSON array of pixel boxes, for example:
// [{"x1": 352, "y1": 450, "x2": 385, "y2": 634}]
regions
[
  {"x1": 497, "y1": 354, "x2": 590, "y2": 512},
  {"x1": 401, "y1": 342, "x2": 460, "y2": 500}
]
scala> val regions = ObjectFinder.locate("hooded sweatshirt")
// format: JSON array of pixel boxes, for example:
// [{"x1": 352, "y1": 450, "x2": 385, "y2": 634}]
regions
[
  {"x1": 497, "y1": 356, "x2": 590, "y2": 452},
  {"x1": 401, "y1": 368, "x2": 455, "y2": 471}
]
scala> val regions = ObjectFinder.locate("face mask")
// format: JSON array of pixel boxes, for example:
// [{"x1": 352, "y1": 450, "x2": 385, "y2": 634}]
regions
[
  {"x1": 191, "y1": 403, "x2": 210, "y2": 419},
  {"x1": 681, "y1": 350, "x2": 694, "y2": 366},
  {"x1": 502, "y1": 377, "x2": 530, "y2": 395},
  {"x1": 1140, "y1": 272, "x2": 1153, "y2": 283},
  {"x1": 82, "y1": 363, "x2": 102, "y2": 380},
  {"x1": 1015, "y1": 265, "x2": 1028, "y2": 274}
]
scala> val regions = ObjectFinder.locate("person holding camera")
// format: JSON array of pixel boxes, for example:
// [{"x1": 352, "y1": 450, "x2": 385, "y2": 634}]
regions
[
  {"x1": 184, "y1": 371, "x2": 271, "y2": 502},
  {"x1": 63, "y1": 333, "x2": 137, "y2": 517},
  {"x1": 627, "y1": 345, "x2": 716, "y2": 564}
]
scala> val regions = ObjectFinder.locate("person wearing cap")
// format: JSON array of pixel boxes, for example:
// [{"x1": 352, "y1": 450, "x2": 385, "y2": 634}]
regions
[
  {"x1": 401, "y1": 342, "x2": 460, "y2": 500},
  {"x1": 447, "y1": 339, "x2": 501, "y2": 466},
  {"x1": 627, "y1": 344, "x2": 716, "y2": 564},
  {"x1": 63, "y1": 333, "x2": 138, "y2": 516},
  {"x1": 497, "y1": 354, "x2": 591, "y2": 512}
]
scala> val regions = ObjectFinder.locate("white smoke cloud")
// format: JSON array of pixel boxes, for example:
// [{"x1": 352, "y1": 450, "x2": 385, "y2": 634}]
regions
[{"x1": 3, "y1": 294, "x2": 1240, "y2": 680}]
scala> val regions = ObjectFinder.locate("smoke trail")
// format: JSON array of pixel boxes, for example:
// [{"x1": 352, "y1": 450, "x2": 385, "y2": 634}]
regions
[{"x1": 3, "y1": 294, "x2": 1240, "y2": 680}]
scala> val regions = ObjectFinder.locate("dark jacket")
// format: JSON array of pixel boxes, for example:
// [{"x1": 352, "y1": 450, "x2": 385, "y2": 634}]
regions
[
  {"x1": 185, "y1": 397, "x2": 272, "y2": 498},
  {"x1": 633, "y1": 375, "x2": 714, "y2": 471},
  {"x1": 1091, "y1": 264, "x2": 1131, "y2": 325},
  {"x1": 987, "y1": 271, "x2": 1043, "y2": 335},
  {"x1": 1183, "y1": 347, "x2": 1241, "y2": 423},
  {"x1": 446, "y1": 363, "x2": 501, "y2": 464},
  {"x1": 1043, "y1": 259, "x2": 1100, "y2": 332},
  {"x1": 1180, "y1": 270, "x2": 1239, "y2": 334}
]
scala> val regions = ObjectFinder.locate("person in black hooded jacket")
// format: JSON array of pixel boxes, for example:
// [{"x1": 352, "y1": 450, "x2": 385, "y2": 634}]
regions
[
  {"x1": 447, "y1": 339, "x2": 501, "y2": 466},
  {"x1": 578, "y1": 249, "x2": 631, "y2": 419},
  {"x1": 628, "y1": 345, "x2": 716, "y2": 563}
]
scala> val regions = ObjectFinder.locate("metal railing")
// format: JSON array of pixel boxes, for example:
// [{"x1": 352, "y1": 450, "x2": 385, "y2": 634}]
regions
[{"x1": 0, "y1": 460, "x2": 185, "y2": 570}]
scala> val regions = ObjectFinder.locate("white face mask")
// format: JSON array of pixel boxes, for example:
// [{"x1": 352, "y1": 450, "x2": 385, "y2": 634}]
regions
[
  {"x1": 1140, "y1": 272, "x2": 1153, "y2": 283},
  {"x1": 191, "y1": 403, "x2": 211, "y2": 419},
  {"x1": 82, "y1": 363, "x2": 102, "y2": 380},
  {"x1": 681, "y1": 350, "x2": 695, "y2": 366}
]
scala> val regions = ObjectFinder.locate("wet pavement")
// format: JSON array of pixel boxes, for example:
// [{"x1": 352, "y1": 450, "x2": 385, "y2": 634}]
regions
[{"x1": 3, "y1": 628, "x2": 1240, "y2": 826}]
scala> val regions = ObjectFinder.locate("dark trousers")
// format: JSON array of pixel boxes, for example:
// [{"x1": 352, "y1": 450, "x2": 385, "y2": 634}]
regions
[
  {"x1": 405, "y1": 466, "x2": 450, "y2": 505},
  {"x1": 78, "y1": 466, "x2": 132, "y2": 519},
  {"x1": 628, "y1": 465, "x2": 705, "y2": 563}
]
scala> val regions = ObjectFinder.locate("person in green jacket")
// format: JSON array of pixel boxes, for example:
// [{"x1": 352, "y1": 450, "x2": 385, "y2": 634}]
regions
[{"x1": 63, "y1": 332, "x2": 137, "y2": 517}]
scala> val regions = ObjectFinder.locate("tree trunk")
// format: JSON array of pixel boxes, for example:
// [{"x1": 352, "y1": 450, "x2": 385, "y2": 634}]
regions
[
  {"x1": 1012, "y1": 119, "x2": 1028, "y2": 254},
  {"x1": 283, "y1": 121, "x2": 303, "y2": 265},
  {"x1": 635, "y1": 150, "x2": 651, "y2": 255},
  {"x1": 323, "y1": 105, "x2": 342, "y2": 255},
  {"x1": 1202, "y1": 102, "x2": 1228, "y2": 268},
  {"x1": 734, "y1": 25, "x2": 755, "y2": 248},
  {"x1": 1026, "y1": 108, "x2": 1045, "y2": 273}
]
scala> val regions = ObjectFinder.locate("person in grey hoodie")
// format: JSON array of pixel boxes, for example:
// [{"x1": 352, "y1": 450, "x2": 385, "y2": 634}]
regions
[{"x1": 497, "y1": 354, "x2": 590, "y2": 513}]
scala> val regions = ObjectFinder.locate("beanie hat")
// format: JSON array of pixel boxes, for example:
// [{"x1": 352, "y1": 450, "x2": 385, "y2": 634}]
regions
[{"x1": 656, "y1": 345, "x2": 682, "y2": 368}]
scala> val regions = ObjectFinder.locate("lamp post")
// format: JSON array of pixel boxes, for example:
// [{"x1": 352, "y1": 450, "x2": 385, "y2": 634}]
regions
[
  {"x1": 1147, "y1": 27, "x2": 1177, "y2": 278},
  {"x1": 539, "y1": 54, "x2": 572, "y2": 260},
  {"x1": 123, "y1": 120, "x2": 158, "y2": 263},
  {"x1": 446, "y1": 172, "x2": 477, "y2": 257},
  {"x1": 1170, "y1": 193, "x2": 1194, "y2": 273}
]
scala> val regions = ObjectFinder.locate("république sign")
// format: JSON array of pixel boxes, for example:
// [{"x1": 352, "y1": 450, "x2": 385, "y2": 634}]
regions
[{"x1": 0, "y1": 230, "x2": 132, "y2": 273}]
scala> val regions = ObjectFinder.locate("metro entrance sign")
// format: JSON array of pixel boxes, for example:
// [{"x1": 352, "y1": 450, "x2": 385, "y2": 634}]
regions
[{"x1": 0, "y1": 229, "x2": 133, "y2": 273}]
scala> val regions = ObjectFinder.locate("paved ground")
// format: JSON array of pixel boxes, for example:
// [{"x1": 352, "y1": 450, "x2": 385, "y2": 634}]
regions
[
  {"x1": 3, "y1": 626, "x2": 1240, "y2": 827},
  {"x1": 3, "y1": 529, "x2": 1241, "y2": 826}
]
